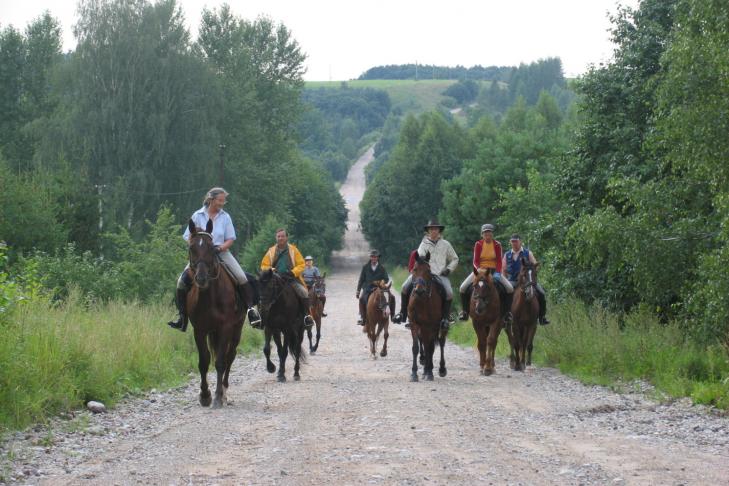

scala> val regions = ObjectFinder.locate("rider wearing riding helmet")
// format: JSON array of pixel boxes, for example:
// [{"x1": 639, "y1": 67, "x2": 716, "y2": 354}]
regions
[
  {"x1": 393, "y1": 219, "x2": 458, "y2": 330},
  {"x1": 303, "y1": 255, "x2": 326, "y2": 317},
  {"x1": 168, "y1": 187, "x2": 261, "y2": 332},
  {"x1": 502, "y1": 234, "x2": 550, "y2": 325},
  {"x1": 457, "y1": 223, "x2": 513, "y2": 324}
]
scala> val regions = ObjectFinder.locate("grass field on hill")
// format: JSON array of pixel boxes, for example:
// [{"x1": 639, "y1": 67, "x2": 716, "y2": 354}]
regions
[{"x1": 306, "y1": 79, "x2": 459, "y2": 114}]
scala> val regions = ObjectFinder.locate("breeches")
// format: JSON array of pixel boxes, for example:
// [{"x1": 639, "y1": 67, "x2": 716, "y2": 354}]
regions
[
  {"x1": 176, "y1": 251, "x2": 248, "y2": 289},
  {"x1": 459, "y1": 272, "x2": 513, "y2": 293},
  {"x1": 292, "y1": 281, "x2": 309, "y2": 300}
]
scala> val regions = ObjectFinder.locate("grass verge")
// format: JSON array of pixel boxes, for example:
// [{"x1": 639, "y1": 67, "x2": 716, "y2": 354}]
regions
[
  {"x1": 0, "y1": 292, "x2": 264, "y2": 432},
  {"x1": 449, "y1": 299, "x2": 729, "y2": 409}
]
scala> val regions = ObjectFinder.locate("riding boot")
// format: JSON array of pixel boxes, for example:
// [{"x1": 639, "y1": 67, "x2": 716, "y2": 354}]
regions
[
  {"x1": 240, "y1": 283, "x2": 263, "y2": 329},
  {"x1": 388, "y1": 294, "x2": 396, "y2": 322},
  {"x1": 302, "y1": 296, "x2": 314, "y2": 328},
  {"x1": 537, "y1": 287, "x2": 550, "y2": 325},
  {"x1": 458, "y1": 291, "x2": 470, "y2": 321},
  {"x1": 394, "y1": 290, "x2": 409, "y2": 324},
  {"x1": 502, "y1": 290, "x2": 513, "y2": 328},
  {"x1": 167, "y1": 287, "x2": 189, "y2": 332},
  {"x1": 358, "y1": 299, "x2": 367, "y2": 326},
  {"x1": 440, "y1": 299, "x2": 452, "y2": 331}
]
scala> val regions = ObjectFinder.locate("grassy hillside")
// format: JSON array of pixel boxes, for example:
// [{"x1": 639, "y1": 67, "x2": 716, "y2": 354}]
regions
[{"x1": 305, "y1": 79, "x2": 458, "y2": 114}]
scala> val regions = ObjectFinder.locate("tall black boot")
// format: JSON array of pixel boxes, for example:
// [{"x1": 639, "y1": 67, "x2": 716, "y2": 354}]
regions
[
  {"x1": 440, "y1": 299, "x2": 452, "y2": 330},
  {"x1": 167, "y1": 287, "x2": 189, "y2": 332},
  {"x1": 240, "y1": 283, "x2": 263, "y2": 329},
  {"x1": 302, "y1": 296, "x2": 314, "y2": 328},
  {"x1": 537, "y1": 287, "x2": 550, "y2": 325},
  {"x1": 502, "y1": 290, "x2": 513, "y2": 327},
  {"x1": 394, "y1": 291, "x2": 410, "y2": 324},
  {"x1": 458, "y1": 291, "x2": 470, "y2": 320}
]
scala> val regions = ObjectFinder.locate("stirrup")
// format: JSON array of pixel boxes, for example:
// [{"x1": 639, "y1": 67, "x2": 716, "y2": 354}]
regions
[
  {"x1": 458, "y1": 310, "x2": 468, "y2": 321},
  {"x1": 440, "y1": 318, "x2": 450, "y2": 331},
  {"x1": 167, "y1": 317, "x2": 187, "y2": 332},
  {"x1": 247, "y1": 308, "x2": 263, "y2": 329},
  {"x1": 539, "y1": 316, "x2": 550, "y2": 325},
  {"x1": 393, "y1": 312, "x2": 405, "y2": 324}
]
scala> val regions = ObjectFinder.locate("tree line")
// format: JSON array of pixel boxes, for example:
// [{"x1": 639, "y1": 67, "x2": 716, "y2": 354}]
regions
[
  {"x1": 361, "y1": 0, "x2": 729, "y2": 344},
  {"x1": 0, "y1": 0, "x2": 346, "y2": 302},
  {"x1": 358, "y1": 64, "x2": 513, "y2": 82}
]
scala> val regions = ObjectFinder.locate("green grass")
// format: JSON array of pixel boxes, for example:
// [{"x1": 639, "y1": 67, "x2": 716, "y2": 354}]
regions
[
  {"x1": 305, "y1": 79, "x2": 461, "y2": 114},
  {"x1": 450, "y1": 299, "x2": 729, "y2": 409},
  {"x1": 0, "y1": 292, "x2": 264, "y2": 432}
]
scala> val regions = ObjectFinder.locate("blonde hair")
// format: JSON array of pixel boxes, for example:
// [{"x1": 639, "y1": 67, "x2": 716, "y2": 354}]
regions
[{"x1": 203, "y1": 187, "x2": 228, "y2": 207}]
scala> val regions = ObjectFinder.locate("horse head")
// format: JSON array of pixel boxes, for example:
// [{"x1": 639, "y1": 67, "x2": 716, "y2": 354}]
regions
[
  {"x1": 412, "y1": 254, "x2": 433, "y2": 298},
  {"x1": 312, "y1": 275, "x2": 326, "y2": 299},
  {"x1": 518, "y1": 256, "x2": 538, "y2": 301},
  {"x1": 258, "y1": 268, "x2": 283, "y2": 314},
  {"x1": 472, "y1": 268, "x2": 495, "y2": 315},
  {"x1": 372, "y1": 280, "x2": 392, "y2": 314},
  {"x1": 188, "y1": 219, "x2": 217, "y2": 290}
]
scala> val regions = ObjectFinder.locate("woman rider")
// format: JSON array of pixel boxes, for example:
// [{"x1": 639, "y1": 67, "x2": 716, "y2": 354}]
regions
[{"x1": 168, "y1": 187, "x2": 261, "y2": 332}]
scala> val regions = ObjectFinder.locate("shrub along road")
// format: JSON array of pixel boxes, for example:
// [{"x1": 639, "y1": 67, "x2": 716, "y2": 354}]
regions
[{"x1": 2, "y1": 147, "x2": 728, "y2": 485}]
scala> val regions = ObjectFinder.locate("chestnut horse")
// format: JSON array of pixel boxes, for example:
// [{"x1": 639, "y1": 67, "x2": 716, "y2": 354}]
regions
[
  {"x1": 186, "y1": 219, "x2": 245, "y2": 408},
  {"x1": 469, "y1": 268, "x2": 503, "y2": 375},
  {"x1": 258, "y1": 269, "x2": 306, "y2": 382},
  {"x1": 408, "y1": 252, "x2": 447, "y2": 381},
  {"x1": 365, "y1": 280, "x2": 392, "y2": 358},
  {"x1": 508, "y1": 257, "x2": 539, "y2": 371},
  {"x1": 307, "y1": 275, "x2": 326, "y2": 353}
]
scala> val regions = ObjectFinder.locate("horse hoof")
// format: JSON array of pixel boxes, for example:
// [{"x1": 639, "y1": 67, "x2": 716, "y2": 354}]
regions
[
  {"x1": 199, "y1": 394, "x2": 212, "y2": 407},
  {"x1": 267, "y1": 363, "x2": 276, "y2": 373},
  {"x1": 439, "y1": 368, "x2": 447, "y2": 377},
  {"x1": 483, "y1": 368, "x2": 494, "y2": 376},
  {"x1": 425, "y1": 374, "x2": 434, "y2": 381},
  {"x1": 212, "y1": 398, "x2": 224, "y2": 409},
  {"x1": 380, "y1": 350, "x2": 387, "y2": 357},
  {"x1": 277, "y1": 375, "x2": 287, "y2": 383},
  {"x1": 294, "y1": 374, "x2": 301, "y2": 381},
  {"x1": 410, "y1": 374, "x2": 419, "y2": 382}
]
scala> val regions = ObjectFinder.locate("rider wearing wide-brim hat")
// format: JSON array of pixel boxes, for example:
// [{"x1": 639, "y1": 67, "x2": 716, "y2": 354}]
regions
[
  {"x1": 356, "y1": 249, "x2": 395, "y2": 325},
  {"x1": 393, "y1": 218, "x2": 458, "y2": 330},
  {"x1": 457, "y1": 223, "x2": 513, "y2": 323}
]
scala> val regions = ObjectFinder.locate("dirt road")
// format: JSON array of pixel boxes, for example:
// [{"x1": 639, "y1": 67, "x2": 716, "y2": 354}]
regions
[{"x1": 3, "y1": 146, "x2": 728, "y2": 485}]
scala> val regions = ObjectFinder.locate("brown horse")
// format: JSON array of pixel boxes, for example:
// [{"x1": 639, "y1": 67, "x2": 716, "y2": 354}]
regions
[
  {"x1": 508, "y1": 257, "x2": 540, "y2": 371},
  {"x1": 306, "y1": 275, "x2": 326, "y2": 353},
  {"x1": 470, "y1": 268, "x2": 502, "y2": 375},
  {"x1": 408, "y1": 252, "x2": 447, "y2": 381},
  {"x1": 258, "y1": 269, "x2": 306, "y2": 382},
  {"x1": 186, "y1": 219, "x2": 245, "y2": 408},
  {"x1": 365, "y1": 280, "x2": 392, "y2": 358}
]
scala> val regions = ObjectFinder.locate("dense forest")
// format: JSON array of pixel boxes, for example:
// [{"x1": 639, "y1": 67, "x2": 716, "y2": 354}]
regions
[
  {"x1": 358, "y1": 64, "x2": 513, "y2": 82},
  {"x1": 362, "y1": 0, "x2": 729, "y2": 345},
  {"x1": 0, "y1": 0, "x2": 347, "y2": 302}
]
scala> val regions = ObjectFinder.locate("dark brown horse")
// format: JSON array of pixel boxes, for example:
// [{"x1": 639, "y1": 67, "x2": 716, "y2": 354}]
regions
[
  {"x1": 258, "y1": 269, "x2": 306, "y2": 382},
  {"x1": 470, "y1": 268, "x2": 502, "y2": 375},
  {"x1": 186, "y1": 219, "x2": 245, "y2": 408},
  {"x1": 408, "y1": 252, "x2": 447, "y2": 381},
  {"x1": 508, "y1": 257, "x2": 539, "y2": 371},
  {"x1": 365, "y1": 280, "x2": 392, "y2": 358},
  {"x1": 306, "y1": 275, "x2": 325, "y2": 353}
]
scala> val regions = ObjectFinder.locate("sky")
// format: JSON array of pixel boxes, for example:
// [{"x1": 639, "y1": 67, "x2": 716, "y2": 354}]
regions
[{"x1": 1, "y1": 0, "x2": 639, "y2": 81}]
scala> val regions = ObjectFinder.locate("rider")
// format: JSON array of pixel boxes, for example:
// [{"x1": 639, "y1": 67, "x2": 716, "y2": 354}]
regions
[
  {"x1": 168, "y1": 187, "x2": 261, "y2": 332},
  {"x1": 393, "y1": 219, "x2": 458, "y2": 331},
  {"x1": 260, "y1": 228, "x2": 315, "y2": 329},
  {"x1": 501, "y1": 234, "x2": 550, "y2": 325},
  {"x1": 356, "y1": 250, "x2": 395, "y2": 326},
  {"x1": 303, "y1": 255, "x2": 326, "y2": 317},
  {"x1": 457, "y1": 224, "x2": 513, "y2": 324}
]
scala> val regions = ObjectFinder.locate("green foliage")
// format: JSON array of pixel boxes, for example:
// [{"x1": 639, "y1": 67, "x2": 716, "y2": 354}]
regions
[
  {"x1": 358, "y1": 64, "x2": 513, "y2": 82},
  {"x1": 239, "y1": 214, "x2": 289, "y2": 273},
  {"x1": 442, "y1": 79, "x2": 479, "y2": 104}
]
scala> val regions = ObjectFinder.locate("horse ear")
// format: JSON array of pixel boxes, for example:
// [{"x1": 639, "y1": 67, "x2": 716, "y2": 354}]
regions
[
  {"x1": 205, "y1": 219, "x2": 213, "y2": 234},
  {"x1": 188, "y1": 219, "x2": 196, "y2": 235}
]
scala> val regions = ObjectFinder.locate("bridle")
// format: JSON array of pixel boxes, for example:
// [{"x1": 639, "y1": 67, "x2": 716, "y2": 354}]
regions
[
  {"x1": 259, "y1": 271, "x2": 286, "y2": 314},
  {"x1": 519, "y1": 265, "x2": 537, "y2": 300},
  {"x1": 412, "y1": 263, "x2": 433, "y2": 298},
  {"x1": 472, "y1": 270, "x2": 493, "y2": 315},
  {"x1": 188, "y1": 231, "x2": 221, "y2": 287}
]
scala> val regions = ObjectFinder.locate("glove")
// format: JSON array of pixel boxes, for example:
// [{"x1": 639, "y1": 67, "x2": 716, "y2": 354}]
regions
[
  {"x1": 214, "y1": 246, "x2": 222, "y2": 254},
  {"x1": 440, "y1": 268, "x2": 450, "y2": 277}
]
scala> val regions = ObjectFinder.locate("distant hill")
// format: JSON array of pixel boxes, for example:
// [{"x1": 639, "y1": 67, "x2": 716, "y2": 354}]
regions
[
  {"x1": 358, "y1": 64, "x2": 513, "y2": 82},
  {"x1": 305, "y1": 79, "x2": 463, "y2": 114}
]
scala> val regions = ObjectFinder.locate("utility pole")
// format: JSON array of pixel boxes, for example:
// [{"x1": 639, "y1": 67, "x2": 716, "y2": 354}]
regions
[{"x1": 219, "y1": 143, "x2": 226, "y2": 186}]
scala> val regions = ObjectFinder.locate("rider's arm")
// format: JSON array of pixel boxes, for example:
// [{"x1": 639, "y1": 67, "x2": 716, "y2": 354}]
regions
[
  {"x1": 528, "y1": 250, "x2": 538, "y2": 266},
  {"x1": 495, "y1": 242, "x2": 503, "y2": 273},
  {"x1": 218, "y1": 238, "x2": 234, "y2": 252},
  {"x1": 446, "y1": 242, "x2": 459, "y2": 273},
  {"x1": 472, "y1": 240, "x2": 480, "y2": 271},
  {"x1": 290, "y1": 246, "x2": 306, "y2": 278},
  {"x1": 501, "y1": 254, "x2": 509, "y2": 279},
  {"x1": 357, "y1": 266, "x2": 365, "y2": 292},
  {"x1": 260, "y1": 249, "x2": 272, "y2": 272}
]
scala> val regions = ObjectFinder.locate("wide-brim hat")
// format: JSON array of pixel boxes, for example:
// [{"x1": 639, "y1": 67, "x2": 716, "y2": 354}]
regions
[
  {"x1": 304, "y1": 255, "x2": 313, "y2": 260},
  {"x1": 481, "y1": 223, "x2": 495, "y2": 233},
  {"x1": 369, "y1": 249, "x2": 380, "y2": 257},
  {"x1": 423, "y1": 219, "x2": 445, "y2": 231}
]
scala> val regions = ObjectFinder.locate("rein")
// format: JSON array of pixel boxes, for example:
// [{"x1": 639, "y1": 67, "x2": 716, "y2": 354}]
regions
[{"x1": 189, "y1": 232, "x2": 221, "y2": 285}]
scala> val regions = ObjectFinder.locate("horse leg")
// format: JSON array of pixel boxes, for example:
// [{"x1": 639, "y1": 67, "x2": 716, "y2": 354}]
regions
[
  {"x1": 380, "y1": 320, "x2": 389, "y2": 357},
  {"x1": 212, "y1": 336, "x2": 228, "y2": 409},
  {"x1": 438, "y1": 333, "x2": 447, "y2": 377},
  {"x1": 526, "y1": 322, "x2": 537, "y2": 366},
  {"x1": 312, "y1": 317, "x2": 321, "y2": 353},
  {"x1": 292, "y1": 328, "x2": 302, "y2": 382},
  {"x1": 485, "y1": 325, "x2": 499, "y2": 376},
  {"x1": 475, "y1": 325, "x2": 487, "y2": 375},
  {"x1": 419, "y1": 339, "x2": 425, "y2": 366},
  {"x1": 424, "y1": 339, "x2": 436, "y2": 381},
  {"x1": 505, "y1": 325, "x2": 517, "y2": 371},
  {"x1": 368, "y1": 321, "x2": 377, "y2": 359},
  {"x1": 263, "y1": 327, "x2": 276, "y2": 373},
  {"x1": 194, "y1": 331, "x2": 212, "y2": 407},
  {"x1": 274, "y1": 331, "x2": 287, "y2": 382},
  {"x1": 306, "y1": 324, "x2": 313, "y2": 353},
  {"x1": 410, "y1": 333, "x2": 419, "y2": 382}
]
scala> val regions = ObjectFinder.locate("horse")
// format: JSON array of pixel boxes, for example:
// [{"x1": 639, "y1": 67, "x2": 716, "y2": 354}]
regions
[
  {"x1": 408, "y1": 252, "x2": 447, "y2": 381},
  {"x1": 258, "y1": 269, "x2": 306, "y2": 382},
  {"x1": 306, "y1": 274, "x2": 326, "y2": 353},
  {"x1": 469, "y1": 268, "x2": 502, "y2": 375},
  {"x1": 365, "y1": 280, "x2": 392, "y2": 358},
  {"x1": 186, "y1": 219, "x2": 245, "y2": 408},
  {"x1": 508, "y1": 257, "x2": 540, "y2": 371}
]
